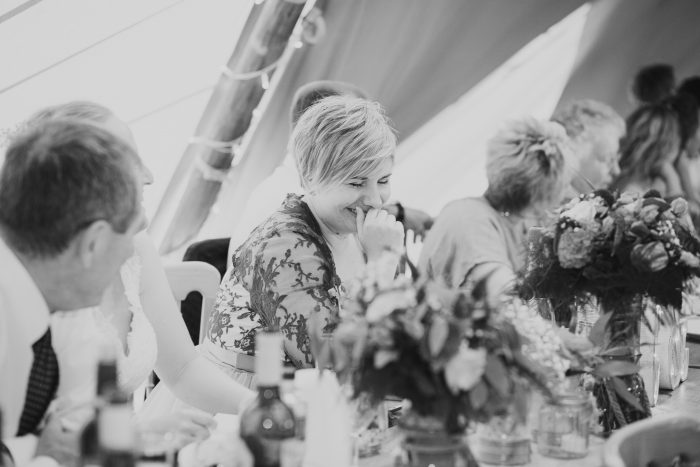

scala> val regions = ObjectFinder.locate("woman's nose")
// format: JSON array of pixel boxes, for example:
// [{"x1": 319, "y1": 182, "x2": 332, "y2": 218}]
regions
[{"x1": 361, "y1": 184, "x2": 383, "y2": 208}]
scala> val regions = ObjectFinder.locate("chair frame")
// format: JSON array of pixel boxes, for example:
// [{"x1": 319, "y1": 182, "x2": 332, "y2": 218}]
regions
[{"x1": 164, "y1": 261, "x2": 221, "y2": 344}]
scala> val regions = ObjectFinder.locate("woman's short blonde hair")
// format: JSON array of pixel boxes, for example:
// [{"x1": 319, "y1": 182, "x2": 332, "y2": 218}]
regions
[
  {"x1": 292, "y1": 95, "x2": 396, "y2": 190},
  {"x1": 485, "y1": 117, "x2": 575, "y2": 212}
]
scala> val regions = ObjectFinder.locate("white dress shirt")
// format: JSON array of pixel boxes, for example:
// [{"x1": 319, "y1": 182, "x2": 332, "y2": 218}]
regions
[{"x1": 0, "y1": 237, "x2": 55, "y2": 466}]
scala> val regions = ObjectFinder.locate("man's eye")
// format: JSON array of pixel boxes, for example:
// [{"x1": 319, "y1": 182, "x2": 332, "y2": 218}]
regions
[{"x1": 348, "y1": 182, "x2": 363, "y2": 187}]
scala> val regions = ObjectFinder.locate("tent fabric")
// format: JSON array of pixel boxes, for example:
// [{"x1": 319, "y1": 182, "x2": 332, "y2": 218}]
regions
[
  {"x1": 0, "y1": 0, "x2": 254, "y2": 228},
  {"x1": 556, "y1": 0, "x2": 700, "y2": 118},
  {"x1": 195, "y1": 0, "x2": 586, "y2": 240}
]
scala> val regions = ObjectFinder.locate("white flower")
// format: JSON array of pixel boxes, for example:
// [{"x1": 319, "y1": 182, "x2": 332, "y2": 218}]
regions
[
  {"x1": 444, "y1": 343, "x2": 486, "y2": 394},
  {"x1": 561, "y1": 200, "x2": 596, "y2": 225},
  {"x1": 365, "y1": 289, "x2": 416, "y2": 323}
]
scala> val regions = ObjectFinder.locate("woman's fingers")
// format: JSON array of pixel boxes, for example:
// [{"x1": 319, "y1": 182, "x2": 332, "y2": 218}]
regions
[{"x1": 357, "y1": 207, "x2": 405, "y2": 260}]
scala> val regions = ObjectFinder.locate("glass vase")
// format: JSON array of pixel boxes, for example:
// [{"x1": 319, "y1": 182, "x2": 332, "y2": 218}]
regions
[
  {"x1": 473, "y1": 415, "x2": 530, "y2": 466},
  {"x1": 396, "y1": 411, "x2": 478, "y2": 467},
  {"x1": 592, "y1": 294, "x2": 652, "y2": 434},
  {"x1": 535, "y1": 391, "x2": 591, "y2": 459}
]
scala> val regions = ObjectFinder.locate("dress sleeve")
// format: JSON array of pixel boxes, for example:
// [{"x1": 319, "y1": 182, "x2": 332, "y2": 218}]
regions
[
  {"x1": 249, "y1": 232, "x2": 339, "y2": 368},
  {"x1": 418, "y1": 200, "x2": 511, "y2": 287}
]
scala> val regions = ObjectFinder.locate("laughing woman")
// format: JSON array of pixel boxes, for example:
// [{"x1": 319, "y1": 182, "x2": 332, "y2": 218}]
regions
[{"x1": 203, "y1": 96, "x2": 405, "y2": 386}]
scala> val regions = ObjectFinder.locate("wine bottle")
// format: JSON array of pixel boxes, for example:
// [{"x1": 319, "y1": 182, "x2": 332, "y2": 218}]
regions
[
  {"x1": 81, "y1": 345, "x2": 136, "y2": 467},
  {"x1": 239, "y1": 332, "x2": 296, "y2": 467}
]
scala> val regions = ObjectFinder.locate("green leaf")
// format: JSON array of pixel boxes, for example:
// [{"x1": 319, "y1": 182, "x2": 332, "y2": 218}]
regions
[
  {"x1": 428, "y1": 315, "x2": 449, "y2": 357},
  {"x1": 600, "y1": 346, "x2": 637, "y2": 358},
  {"x1": 588, "y1": 312, "x2": 611, "y2": 347},
  {"x1": 469, "y1": 381, "x2": 489, "y2": 409},
  {"x1": 610, "y1": 376, "x2": 645, "y2": 412},
  {"x1": 512, "y1": 384, "x2": 530, "y2": 424},
  {"x1": 593, "y1": 360, "x2": 640, "y2": 378},
  {"x1": 483, "y1": 355, "x2": 510, "y2": 397}
]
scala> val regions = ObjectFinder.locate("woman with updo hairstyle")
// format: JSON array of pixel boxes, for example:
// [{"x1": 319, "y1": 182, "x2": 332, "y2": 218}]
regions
[
  {"x1": 419, "y1": 117, "x2": 575, "y2": 301},
  {"x1": 204, "y1": 95, "x2": 404, "y2": 386}
]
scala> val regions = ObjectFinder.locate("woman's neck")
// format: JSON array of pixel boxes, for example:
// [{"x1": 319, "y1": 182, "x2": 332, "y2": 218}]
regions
[
  {"x1": 304, "y1": 195, "x2": 350, "y2": 241},
  {"x1": 484, "y1": 194, "x2": 541, "y2": 221}
]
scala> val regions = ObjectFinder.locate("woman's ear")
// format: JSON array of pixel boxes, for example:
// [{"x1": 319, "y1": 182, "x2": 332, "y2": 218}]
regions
[{"x1": 72, "y1": 220, "x2": 111, "y2": 269}]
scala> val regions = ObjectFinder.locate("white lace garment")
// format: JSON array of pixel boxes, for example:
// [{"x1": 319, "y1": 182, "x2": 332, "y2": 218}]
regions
[{"x1": 50, "y1": 255, "x2": 158, "y2": 409}]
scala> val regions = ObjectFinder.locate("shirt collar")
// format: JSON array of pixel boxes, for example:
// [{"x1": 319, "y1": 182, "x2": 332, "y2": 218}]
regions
[{"x1": 0, "y1": 237, "x2": 50, "y2": 344}]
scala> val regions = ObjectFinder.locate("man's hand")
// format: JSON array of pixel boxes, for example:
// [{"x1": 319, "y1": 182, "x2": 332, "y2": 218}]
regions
[
  {"x1": 384, "y1": 203, "x2": 433, "y2": 240},
  {"x1": 35, "y1": 414, "x2": 80, "y2": 467},
  {"x1": 401, "y1": 206, "x2": 433, "y2": 240}
]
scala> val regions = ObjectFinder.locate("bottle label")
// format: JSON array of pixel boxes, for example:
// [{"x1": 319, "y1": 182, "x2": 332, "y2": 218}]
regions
[{"x1": 98, "y1": 405, "x2": 135, "y2": 451}]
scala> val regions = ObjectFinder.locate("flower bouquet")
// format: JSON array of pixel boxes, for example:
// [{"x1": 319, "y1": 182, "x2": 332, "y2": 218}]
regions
[
  {"x1": 521, "y1": 189, "x2": 700, "y2": 431},
  {"x1": 314, "y1": 256, "x2": 559, "y2": 466},
  {"x1": 523, "y1": 189, "x2": 700, "y2": 314}
]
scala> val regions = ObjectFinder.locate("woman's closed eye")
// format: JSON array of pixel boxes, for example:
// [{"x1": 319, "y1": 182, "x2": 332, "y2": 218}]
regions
[{"x1": 348, "y1": 175, "x2": 391, "y2": 188}]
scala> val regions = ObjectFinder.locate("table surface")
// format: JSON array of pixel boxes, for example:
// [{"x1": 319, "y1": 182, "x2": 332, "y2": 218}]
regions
[{"x1": 360, "y1": 344, "x2": 700, "y2": 467}]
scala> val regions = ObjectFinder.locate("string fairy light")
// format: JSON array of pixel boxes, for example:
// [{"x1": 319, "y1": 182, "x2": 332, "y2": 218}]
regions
[{"x1": 188, "y1": 3, "x2": 326, "y2": 183}]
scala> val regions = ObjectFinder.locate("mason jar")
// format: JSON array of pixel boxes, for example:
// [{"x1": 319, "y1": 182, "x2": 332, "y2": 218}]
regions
[{"x1": 536, "y1": 391, "x2": 590, "y2": 459}]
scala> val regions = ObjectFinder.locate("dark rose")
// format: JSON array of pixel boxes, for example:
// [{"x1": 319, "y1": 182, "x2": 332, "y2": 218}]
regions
[{"x1": 630, "y1": 242, "x2": 669, "y2": 272}]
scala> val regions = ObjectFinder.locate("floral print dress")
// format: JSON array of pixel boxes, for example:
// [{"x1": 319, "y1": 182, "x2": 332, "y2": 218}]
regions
[{"x1": 204, "y1": 194, "x2": 342, "y2": 378}]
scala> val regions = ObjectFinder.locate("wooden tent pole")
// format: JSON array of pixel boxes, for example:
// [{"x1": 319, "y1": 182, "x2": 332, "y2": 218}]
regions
[{"x1": 151, "y1": 0, "x2": 309, "y2": 254}]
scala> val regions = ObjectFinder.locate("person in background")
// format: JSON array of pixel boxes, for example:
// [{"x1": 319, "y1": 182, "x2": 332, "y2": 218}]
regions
[
  {"x1": 29, "y1": 102, "x2": 254, "y2": 449},
  {"x1": 418, "y1": 117, "x2": 574, "y2": 303},
  {"x1": 629, "y1": 63, "x2": 676, "y2": 106},
  {"x1": 613, "y1": 98, "x2": 688, "y2": 197},
  {"x1": 0, "y1": 119, "x2": 146, "y2": 467},
  {"x1": 674, "y1": 78, "x2": 700, "y2": 212},
  {"x1": 204, "y1": 96, "x2": 404, "y2": 388},
  {"x1": 552, "y1": 99, "x2": 625, "y2": 194}
]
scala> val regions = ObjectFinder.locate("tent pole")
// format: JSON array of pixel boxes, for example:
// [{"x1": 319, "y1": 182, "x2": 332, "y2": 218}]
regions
[{"x1": 151, "y1": 0, "x2": 310, "y2": 254}]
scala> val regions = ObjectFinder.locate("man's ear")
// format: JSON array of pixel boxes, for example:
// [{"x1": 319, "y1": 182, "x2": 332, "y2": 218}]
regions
[{"x1": 73, "y1": 220, "x2": 111, "y2": 268}]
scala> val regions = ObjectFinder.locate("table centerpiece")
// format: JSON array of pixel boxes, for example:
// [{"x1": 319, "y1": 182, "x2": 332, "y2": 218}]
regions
[
  {"x1": 521, "y1": 189, "x2": 700, "y2": 433},
  {"x1": 314, "y1": 254, "x2": 560, "y2": 467}
]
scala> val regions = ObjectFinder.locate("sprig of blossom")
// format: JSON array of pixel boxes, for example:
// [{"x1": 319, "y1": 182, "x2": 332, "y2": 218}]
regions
[{"x1": 500, "y1": 299, "x2": 570, "y2": 383}]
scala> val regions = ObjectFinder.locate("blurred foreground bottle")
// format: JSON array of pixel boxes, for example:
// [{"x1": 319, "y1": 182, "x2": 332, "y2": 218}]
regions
[
  {"x1": 240, "y1": 331, "x2": 296, "y2": 467},
  {"x1": 80, "y1": 344, "x2": 136, "y2": 467}
]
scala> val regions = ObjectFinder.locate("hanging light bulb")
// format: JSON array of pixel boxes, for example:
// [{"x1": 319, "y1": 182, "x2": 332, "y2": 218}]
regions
[{"x1": 261, "y1": 73, "x2": 270, "y2": 90}]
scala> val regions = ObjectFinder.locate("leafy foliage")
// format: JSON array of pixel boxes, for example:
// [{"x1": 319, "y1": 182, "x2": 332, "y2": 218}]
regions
[
  {"x1": 521, "y1": 190, "x2": 700, "y2": 311},
  {"x1": 313, "y1": 255, "x2": 554, "y2": 434}
]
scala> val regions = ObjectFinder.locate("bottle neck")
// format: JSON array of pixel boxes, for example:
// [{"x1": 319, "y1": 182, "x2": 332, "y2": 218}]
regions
[
  {"x1": 257, "y1": 385, "x2": 281, "y2": 402},
  {"x1": 96, "y1": 360, "x2": 130, "y2": 404},
  {"x1": 97, "y1": 361, "x2": 118, "y2": 396},
  {"x1": 255, "y1": 332, "x2": 283, "y2": 386}
]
